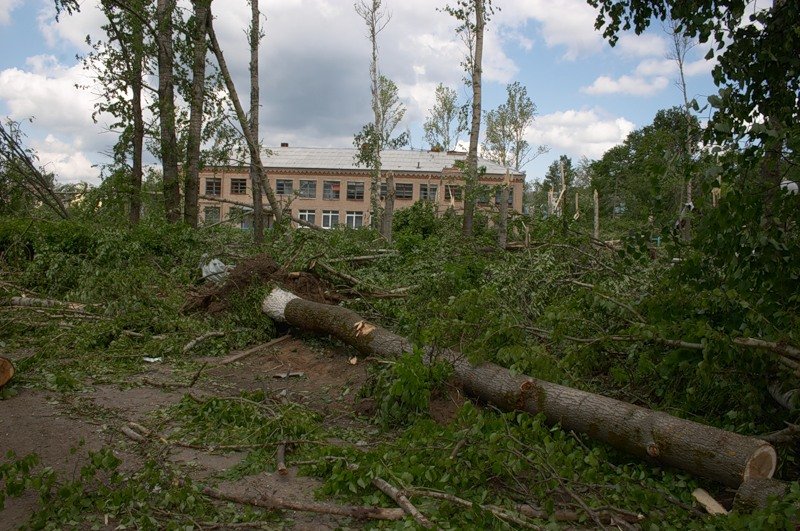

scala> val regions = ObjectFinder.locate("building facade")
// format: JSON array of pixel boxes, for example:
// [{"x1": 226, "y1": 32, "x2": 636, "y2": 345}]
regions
[{"x1": 198, "y1": 146, "x2": 525, "y2": 228}]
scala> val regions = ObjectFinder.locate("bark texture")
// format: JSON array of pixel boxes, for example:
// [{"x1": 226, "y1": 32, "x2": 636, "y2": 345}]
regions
[
  {"x1": 156, "y1": 0, "x2": 181, "y2": 223},
  {"x1": 184, "y1": 0, "x2": 210, "y2": 227},
  {"x1": 462, "y1": 0, "x2": 484, "y2": 237},
  {"x1": 249, "y1": 0, "x2": 264, "y2": 242},
  {"x1": 130, "y1": 10, "x2": 144, "y2": 225},
  {"x1": 263, "y1": 288, "x2": 777, "y2": 488}
]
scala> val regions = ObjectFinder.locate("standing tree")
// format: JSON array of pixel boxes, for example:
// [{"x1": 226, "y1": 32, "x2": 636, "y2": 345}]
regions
[
  {"x1": 423, "y1": 83, "x2": 466, "y2": 151},
  {"x1": 483, "y1": 81, "x2": 546, "y2": 247},
  {"x1": 445, "y1": 0, "x2": 492, "y2": 237},
  {"x1": 156, "y1": 0, "x2": 181, "y2": 222},
  {"x1": 354, "y1": 0, "x2": 390, "y2": 232},
  {"x1": 354, "y1": 76, "x2": 409, "y2": 241},
  {"x1": 249, "y1": 0, "x2": 265, "y2": 243},
  {"x1": 183, "y1": 0, "x2": 211, "y2": 228},
  {"x1": 81, "y1": 1, "x2": 152, "y2": 225}
]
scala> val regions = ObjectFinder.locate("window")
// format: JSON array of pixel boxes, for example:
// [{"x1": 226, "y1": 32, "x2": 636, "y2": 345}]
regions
[
  {"x1": 346, "y1": 211, "x2": 364, "y2": 228},
  {"x1": 380, "y1": 182, "x2": 388, "y2": 199},
  {"x1": 445, "y1": 185, "x2": 462, "y2": 201},
  {"x1": 323, "y1": 181, "x2": 340, "y2": 200},
  {"x1": 347, "y1": 181, "x2": 365, "y2": 200},
  {"x1": 231, "y1": 178, "x2": 247, "y2": 195},
  {"x1": 205, "y1": 178, "x2": 221, "y2": 196},
  {"x1": 203, "y1": 206, "x2": 220, "y2": 224},
  {"x1": 298, "y1": 209, "x2": 316, "y2": 225},
  {"x1": 395, "y1": 183, "x2": 413, "y2": 199},
  {"x1": 276, "y1": 179, "x2": 293, "y2": 196},
  {"x1": 299, "y1": 180, "x2": 316, "y2": 198},
  {"x1": 322, "y1": 210, "x2": 339, "y2": 228},
  {"x1": 495, "y1": 187, "x2": 514, "y2": 205},
  {"x1": 419, "y1": 184, "x2": 438, "y2": 201}
]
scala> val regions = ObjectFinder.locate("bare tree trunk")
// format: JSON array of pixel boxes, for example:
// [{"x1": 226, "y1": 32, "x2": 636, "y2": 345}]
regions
[
  {"x1": 462, "y1": 0, "x2": 484, "y2": 238},
  {"x1": 129, "y1": 11, "x2": 144, "y2": 225},
  {"x1": 249, "y1": 0, "x2": 264, "y2": 242},
  {"x1": 205, "y1": 9, "x2": 282, "y2": 223},
  {"x1": 156, "y1": 0, "x2": 181, "y2": 223},
  {"x1": 184, "y1": 0, "x2": 210, "y2": 228},
  {"x1": 381, "y1": 171, "x2": 394, "y2": 242},
  {"x1": 262, "y1": 288, "x2": 777, "y2": 488},
  {"x1": 497, "y1": 184, "x2": 508, "y2": 248},
  {"x1": 593, "y1": 189, "x2": 600, "y2": 240}
]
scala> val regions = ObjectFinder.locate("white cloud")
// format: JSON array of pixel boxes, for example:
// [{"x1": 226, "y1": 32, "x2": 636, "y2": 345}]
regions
[
  {"x1": 0, "y1": 0, "x2": 23, "y2": 25},
  {"x1": 37, "y1": 1, "x2": 106, "y2": 50},
  {"x1": 635, "y1": 58, "x2": 675, "y2": 77},
  {"x1": 616, "y1": 34, "x2": 667, "y2": 57},
  {"x1": 497, "y1": 0, "x2": 604, "y2": 60},
  {"x1": 582, "y1": 74, "x2": 669, "y2": 96},
  {"x1": 528, "y1": 109, "x2": 635, "y2": 161},
  {"x1": 33, "y1": 134, "x2": 100, "y2": 184}
]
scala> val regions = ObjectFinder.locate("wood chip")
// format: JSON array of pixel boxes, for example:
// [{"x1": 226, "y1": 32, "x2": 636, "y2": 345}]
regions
[{"x1": 692, "y1": 488, "x2": 728, "y2": 515}]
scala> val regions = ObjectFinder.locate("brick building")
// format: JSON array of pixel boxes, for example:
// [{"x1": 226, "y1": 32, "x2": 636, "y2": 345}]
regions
[{"x1": 198, "y1": 146, "x2": 524, "y2": 228}]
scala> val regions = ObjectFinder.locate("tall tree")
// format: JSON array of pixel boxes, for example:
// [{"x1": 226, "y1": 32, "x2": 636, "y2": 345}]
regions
[
  {"x1": 249, "y1": 0, "x2": 265, "y2": 243},
  {"x1": 423, "y1": 83, "x2": 466, "y2": 151},
  {"x1": 446, "y1": 0, "x2": 491, "y2": 237},
  {"x1": 353, "y1": 75, "x2": 409, "y2": 240},
  {"x1": 183, "y1": 0, "x2": 211, "y2": 227},
  {"x1": 156, "y1": 0, "x2": 181, "y2": 223},
  {"x1": 354, "y1": 0, "x2": 390, "y2": 232},
  {"x1": 81, "y1": 1, "x2": 152, "y2": 225},
  {"x1": 482, "y1": 81, "x2": 545, "y2": 171}
]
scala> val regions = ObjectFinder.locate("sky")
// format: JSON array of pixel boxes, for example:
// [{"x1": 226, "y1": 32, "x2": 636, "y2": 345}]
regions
[{"x1": 0, "y1": 0, "x2": 719, "y2": 185}]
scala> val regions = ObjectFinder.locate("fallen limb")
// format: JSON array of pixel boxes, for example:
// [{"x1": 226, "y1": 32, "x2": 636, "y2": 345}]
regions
[
  {"x1": 182, "y1": 331, "x2": 225, "y2": 354},
  {"x1": 759, "y1": 423, "x2": 800, "y2": 444},
  {"x1": 311, "y1": 259, "x2": 361, "y2": 286},
  {"x1": 202, "y1": 486, "x2": 405, "y2": 521},
  {"x1": 408, "y1": 488, "x2": 536, "y2": 528},
  {"x1": 217, "y1": 334, "x2": 291, "y2": 365},
  {"x1": 263, "y1": 288, "x2": 777, "y2": 488},
  {"x1": 1, "y1": 296, "x2": 86, "y2": 311},
  {"x1": 372, "y1": 478, "x2": 433, "y2": 528},
  {"x1": 327, "y1": 252, "x2": 398, "y2": 264},
  {"x1": 276, "y1": 444, "x2": 288, "y2": 475},
  {"x1": 0, "y1": 356, "x2": 15, "y2": 387}
]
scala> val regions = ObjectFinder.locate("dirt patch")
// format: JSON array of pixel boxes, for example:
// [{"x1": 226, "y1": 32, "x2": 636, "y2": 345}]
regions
[
  {"x1": 186, "y1": 253, "x2": 340, "y2": 313},
  {"x1": 429, "y1": 381, "x2": 468, "y2": 425},
  {"x1": 0, "y1": 390, "x2": 137, "y2": 528}
]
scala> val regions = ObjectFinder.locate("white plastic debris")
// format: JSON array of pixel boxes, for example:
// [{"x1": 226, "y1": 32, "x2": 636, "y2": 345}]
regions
[
  {"x1": 142, "y1": 357, "x2": 162, "y2": 363},
  {"x1": 199, "y1": 253, "x2": 233, "y2": 283}
]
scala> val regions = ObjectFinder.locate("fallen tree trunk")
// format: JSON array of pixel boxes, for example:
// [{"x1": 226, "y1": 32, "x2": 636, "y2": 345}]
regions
[{"x1": 262, "y1": 288, "x2": 776, "y2": 488}]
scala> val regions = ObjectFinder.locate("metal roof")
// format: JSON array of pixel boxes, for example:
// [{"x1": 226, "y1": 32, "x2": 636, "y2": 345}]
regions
[{"x1": 262, "y1": 147, "x2": 524, "y2": 177}]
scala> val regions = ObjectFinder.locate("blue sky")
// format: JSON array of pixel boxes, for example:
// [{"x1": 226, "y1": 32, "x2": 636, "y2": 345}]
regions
[{"x1": 0, "y1": 0, "x2": 718, "y2": 184}]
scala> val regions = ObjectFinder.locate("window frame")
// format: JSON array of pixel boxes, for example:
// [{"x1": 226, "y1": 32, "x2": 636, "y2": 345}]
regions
[
  {"x1": 297, "y1": 209, "x2": 316, "y2": 225},
  {"x1": 395, "y1": 183, "x2": 413, "y2": 200},
  {"x1": 276, "y1": 179, "x2": 293, "y2": 196},
  {"x1": 419, "y1": 183, "x2": 438, "y2": 201},
  {"x1": 444, "y1": 184, "x2": 462, "y2": 201},
  {"x1": 345, "y1": 211, "x2": 364, "y2": 228},
  {"x1": 346, "y1": 181, "x2": 365, "y2": 201},
  {"x1": 299, "y1": 179, "x2": 317, "y2": 198},
  {"x1": 230, "y1": 178, "x2": 247, "y2": 195},
  {"x1": 323, "y1": 180, "x2": 341, "y2": 200},
  {"x1": 203, "y1": 206, "x2": 221, "y2": 224},
  {"x1": 204, "y1": 177, "x2": 221, "y2": 196},
  {"x1": 321, "y1": 210, "x2": 340, "y2": 229}
]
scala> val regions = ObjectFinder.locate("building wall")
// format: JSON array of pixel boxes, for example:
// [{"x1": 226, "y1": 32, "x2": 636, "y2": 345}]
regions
[{"x1": 198, "y1": 167, "x2": 524, "y2": 228}]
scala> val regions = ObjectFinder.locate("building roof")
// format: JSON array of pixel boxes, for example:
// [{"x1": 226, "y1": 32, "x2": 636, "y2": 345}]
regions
[{"x1": 262, "y1": 147, "x2": 524, "y2": 177}]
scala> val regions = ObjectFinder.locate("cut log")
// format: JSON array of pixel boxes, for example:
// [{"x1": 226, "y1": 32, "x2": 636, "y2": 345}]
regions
[
  {"x1": 262, "y1": 288, "x2": 777, "y2": 488},
  {"x1": 0, "y1": 356, "x2": 15, "y2": 387},
  {"x1": 733, "y1": 478, "x2": 790, "y2": 513}
]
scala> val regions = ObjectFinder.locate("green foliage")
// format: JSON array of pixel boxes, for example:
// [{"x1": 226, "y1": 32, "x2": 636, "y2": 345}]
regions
[
  {"x1": 0, "y1": 449, "x2": 272, "y2": 529},
  {"x1": 360, "y1": 349, "x2": 451, "y2": 428}
]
